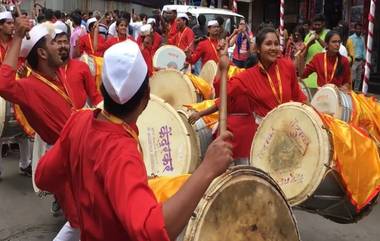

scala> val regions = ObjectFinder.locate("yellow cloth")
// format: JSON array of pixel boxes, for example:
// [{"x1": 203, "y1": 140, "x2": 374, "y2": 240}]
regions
[
  {"x1": 185, "y1": 73, "x2": 214, "y2": 100},
  {"x1": 321, "y1": 113, "x2": 380, "y2": 211},
  {"x1": 148, "y1": 175, "x2": 191, "y2": 202},
  {"x1": 350, "y1": 92, "x2": 380, "y2": 143},
  {"x1": 92, "y1": 55, "x2": 104, "y2": 92},
  {"x1": 184, "y1": 100, "x2": 219, "y2": 129},
  {"x1": 228, "y1": 65, "x2": 245, "y2": 79},
  {"x1": 15, "y1": 67, "x2": 35, "y2": 137}
]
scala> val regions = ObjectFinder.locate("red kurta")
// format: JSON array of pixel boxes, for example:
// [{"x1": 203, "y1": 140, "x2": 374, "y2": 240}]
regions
[
  {"x1": 168, "y1": 27, "x2": 194, "y2": 51},
  {"x1": 61, "y1": 59, "x2": 103, "y2": 109},
  {"x1": 35, "y1": 109, "x2": 170, "y2": 241},
  {"x1": 141, "y1": 46, "x2": 154, "y2": 77},
  {"x1": 168, "y1": 21, "x2": 177, "y2": 39},
  {"x1": 0, "y1": 40, "x2": 11, "y2": 64},
  {"x1": 104, "y1": 36, "x2": 135, "y2": 50},
  {"x1": 302, "y1": 52, "x2": 351, "y2": 87},
  {"x1": 78, "y1": 34, "x2": 106, "y2": 57},
  {"x1": 215, "y1": 58, "x2": 307, "y2": 157},
  {"x1": 0, "y1": 64, "x2": 72, "y2": 144},
  {"x1": 187, "y1": 38, "x2": 219, "y2": 66},
  {"x1": 137, "y1": 32, "x2": 162, "y2": 54}
]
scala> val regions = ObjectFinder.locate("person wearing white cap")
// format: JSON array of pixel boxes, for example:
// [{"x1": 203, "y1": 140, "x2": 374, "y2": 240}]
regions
[
  {"x1": 54, "y1": 23, "x2": 103, "y2": 109},
  {"x1": 186, "y1": 20, "x2": 221, "y2": 67},
  {"x1": 163, "y1": 7, "x2": 177, "y2": 39},
  {"x1": 104, "y1": 17, "x2": 135, "y2": 50},
  {"x1": 137, "y1": 23, "x2": 162, "y2": 55},
  {"x1": 0, "y1": 11, "x2": 14, "y2": 64},
  {"x1": 73, "y1": 17, "x2": 106, "y2": 58},
  {"x1": 168, "y1": 12, "x2": 194, "y2": 51},
  {"x1": 35, "y1": 39, "x2": 233, "y2": 241}
]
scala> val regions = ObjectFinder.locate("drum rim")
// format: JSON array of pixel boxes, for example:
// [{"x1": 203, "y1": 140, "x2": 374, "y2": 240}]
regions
[
  {"x1": 150, "y1": 69, "x2": 199, "y2": 109},
  {"x1": 138, "y1": 95, "x2": 195, "y2": 175},
  {"x1": 199, "y1": 60, "x2": 218, "y2": 86},
  {"x1": 152, "y1": 45, "x2": 186, "y2": 70},
  {"x1": 0, "y1": 97, "x2": 7, "y2": 137},
  {"x1": 182, "y1": 166, "x2": 301, "y2": 241},
  {"x1": 250, "y1": 102, "x2": 332, "y2": 206},
  {"x1": 299, "y1": 80, "x2": 313, "y2": 101}
]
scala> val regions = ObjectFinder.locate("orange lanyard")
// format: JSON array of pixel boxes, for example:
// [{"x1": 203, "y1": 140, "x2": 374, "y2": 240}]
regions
[
  {"x1": 177, "y1": 28, "x2": 187, "y2": 47},
  {"x1": 101, "y1": 110, "x2": 141, "y2": 153},
  {"x1": 87, "y1": 34, "x2": 94, "y2": 54},
  {"x1": 258, "y1": 62, "x2": 283, "y2": 104},
  {"x1": 324, "y1": 52, "x2": 338, "y2": 83},
  {"x1": 32, "y1": 71, "x2": 73, "y2": 107},
  {"x1": 60, "y1": 65, "x2": 72, "y2": 103},
  {"x1": 208, "y1": 38, "x2": 219, "y2": 61}
]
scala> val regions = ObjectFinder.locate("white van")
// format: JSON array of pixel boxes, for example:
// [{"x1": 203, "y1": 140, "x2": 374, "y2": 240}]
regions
[{"x1": 162, "y1": 5, "x2": 245, "y2": 35}]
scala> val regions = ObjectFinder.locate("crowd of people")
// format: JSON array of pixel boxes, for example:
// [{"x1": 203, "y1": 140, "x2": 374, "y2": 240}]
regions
[{"x1": 0, "y1": 3, "x2": 368, "y2": 241}]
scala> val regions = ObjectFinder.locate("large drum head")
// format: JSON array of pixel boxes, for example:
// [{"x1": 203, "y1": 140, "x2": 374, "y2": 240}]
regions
[
  {"x1": 137, "y1": 95, "x2": 200, "y2": 176},
  {"x1": 199, "y1": 60, "x2": 217, "y2": 86},
  {"x1": 153, "y1": 45, "x2": 186, "y2": 71},
  {"x1": 150, "y1": 69, "x2": 198, "y2": 109},
  {"x1": 250, "y1": 102, "x2": 331, "y2": 206},
  {"x1": 180, "y1": 167, "x2": 300, "y2": 241}
]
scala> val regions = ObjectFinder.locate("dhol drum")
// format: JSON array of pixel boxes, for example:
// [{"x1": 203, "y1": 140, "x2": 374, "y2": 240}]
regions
[
  {"x1": 250, "y1": 102, "x2": 379, "y2": 223},
  {"x1": 177, "y1": 107, "x2": 213, "y2": 159},
  {"x1": 137, "y1": 95, "x2": 211, "y2": 176},
  {"x1": 177, "y1": 166, "x2": 301, "y2": 241},
  {"x1": 199, "y1": 60, "x2": 217, "y2": 86},
  {"x1": 298, "y1": 80, "x2": 313, "y2": 102},
  {"x1": 0, "y1": 97, "x2": 24, "y2": 140},
  {"x1": 153, "y1": 45, "x2": 187, "y2": 71},
  {"x1": 79, "y1": 53, "x2": 103, "y2": 90},
  {"x1": 311, "y1": 84, "x2": 353, "y2": 122},
  {"x1": 150, "y1": 69, "x2": 203, "y2": 109}
]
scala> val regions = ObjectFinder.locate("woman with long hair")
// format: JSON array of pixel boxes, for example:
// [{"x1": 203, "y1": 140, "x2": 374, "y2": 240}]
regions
[
  {"x1": 189, "y1": 27, "x2": 306, "y2": 164},
  {"x1": 302, "y1": 30, "x2": 351, "y2": 91}
]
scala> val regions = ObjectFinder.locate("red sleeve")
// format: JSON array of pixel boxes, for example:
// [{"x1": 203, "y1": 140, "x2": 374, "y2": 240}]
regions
[
  {"x1": 153, "y1": 33, "x2": 162, "y2": 52},
  {"x1": 186, "y1": 29, "x2": 194, "y2": 49},
  {"x1": 0, "y1": 64, "x2": 29, "y2": 105},
  {"x1": 341, "y1": 56, "x2": 352, "y2": 85},
  {"x1": 78, "y1": 36, "x2": 86, "y2": 55},
  {"x1": 168, "y1": 33, "x2": 176, "y2": 45},
  {"x1": 302, "y1": 55, "x2": 318, "y2": 79},
  {"x1": 215, "y1": 73, "x2": 249, "y2": 113},
  {"x1": 81, "y1": 62, "x2": 103, "y2": 105},
  {"x1": 287, "y1": 61, "x2": 307, "y2": 103},
  {"x1": 187, "y1": 41, "x2": 203, "y2": 64},
  {"x1": 102, "y1": 147, "x2": 170, "y2": 241}
]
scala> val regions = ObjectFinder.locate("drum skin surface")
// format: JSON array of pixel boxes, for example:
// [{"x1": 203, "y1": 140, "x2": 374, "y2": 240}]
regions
[
  {"x1": 137, "y1": 95, "x2": 200, "y2": 176},
  {"x1": 250, "y1": 102, "x2": 331, "y2": 206},
  {"x1": 153, "y1": 45, "x2": 187, "y2": 71},
  {"x1": 150, "y1": 69, "x2": 198, "y2": 109},
  {"x1": 199, "y1": 60, "x2": 218, "y2": 86},
  {"x1": 178, "y1": 166, "x2": 300, "y2": 241}
]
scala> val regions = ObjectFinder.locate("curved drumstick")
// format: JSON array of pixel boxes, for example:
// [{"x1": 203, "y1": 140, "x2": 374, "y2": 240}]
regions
[{"x1": 12, "y1": 0, "x2": 30, "y2": 40}]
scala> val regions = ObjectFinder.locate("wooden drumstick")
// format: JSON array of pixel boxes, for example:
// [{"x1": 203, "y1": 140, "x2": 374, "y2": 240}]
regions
[
  {"x1": 218, "y1": 62, "x2": 228, "y2": 134},
  {"x1": 13, "y1": 0, "x2": 30, "y2": 40}
]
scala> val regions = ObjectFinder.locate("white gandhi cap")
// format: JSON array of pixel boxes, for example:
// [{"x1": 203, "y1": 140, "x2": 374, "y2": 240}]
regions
[
  {"x1": 20, "y1": 24, "x2": 56, "y2": 58},
  {"x1": 102, "y1": 40, "x2": 148, "y2": 104},
  {"x1": 177, "y1": 13, "x2": 189, "y2": 21},
  {"x1": 0, "y1": 11, "x2": 13, "y2": 21},
  {"x1": 208, "y1": 20, "x2": 219, "y2": 27}
]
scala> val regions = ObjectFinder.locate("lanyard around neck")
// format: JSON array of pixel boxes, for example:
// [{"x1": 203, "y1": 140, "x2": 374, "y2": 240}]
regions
[
  {"x1": 324, "y1": 52, "x2": 338, "y2": 83},
  {"x1": 258, "y1": 62, "x2": 283, "y2": 104}
]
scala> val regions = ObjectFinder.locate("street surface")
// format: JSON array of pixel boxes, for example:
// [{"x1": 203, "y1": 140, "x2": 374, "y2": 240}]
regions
[{"x1": 0, "y1": 148, "x2": 379, "y2": 241}]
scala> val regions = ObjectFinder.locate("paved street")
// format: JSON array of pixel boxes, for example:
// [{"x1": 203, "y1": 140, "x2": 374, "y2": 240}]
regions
[{"x1": 0, "y1": 151, "x2": 379, "y2": 241}]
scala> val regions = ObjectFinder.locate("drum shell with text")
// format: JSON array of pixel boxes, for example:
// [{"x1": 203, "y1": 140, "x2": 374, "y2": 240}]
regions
[
  {"x1": 149, "y1": 69, "x2": 203, "y2": 110},
  {"x1": 250, "y1": 102, "x2": 378, "y2": 223},
  {"x1": 177, "y1": 166, "x2": 301, "y2": 241},
  {"x1": 137, "y1": 95, "x2": 206, "y2": 176},
  {"x1": 311, "y1": 84, "x2": 353, "y2": 122}
]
